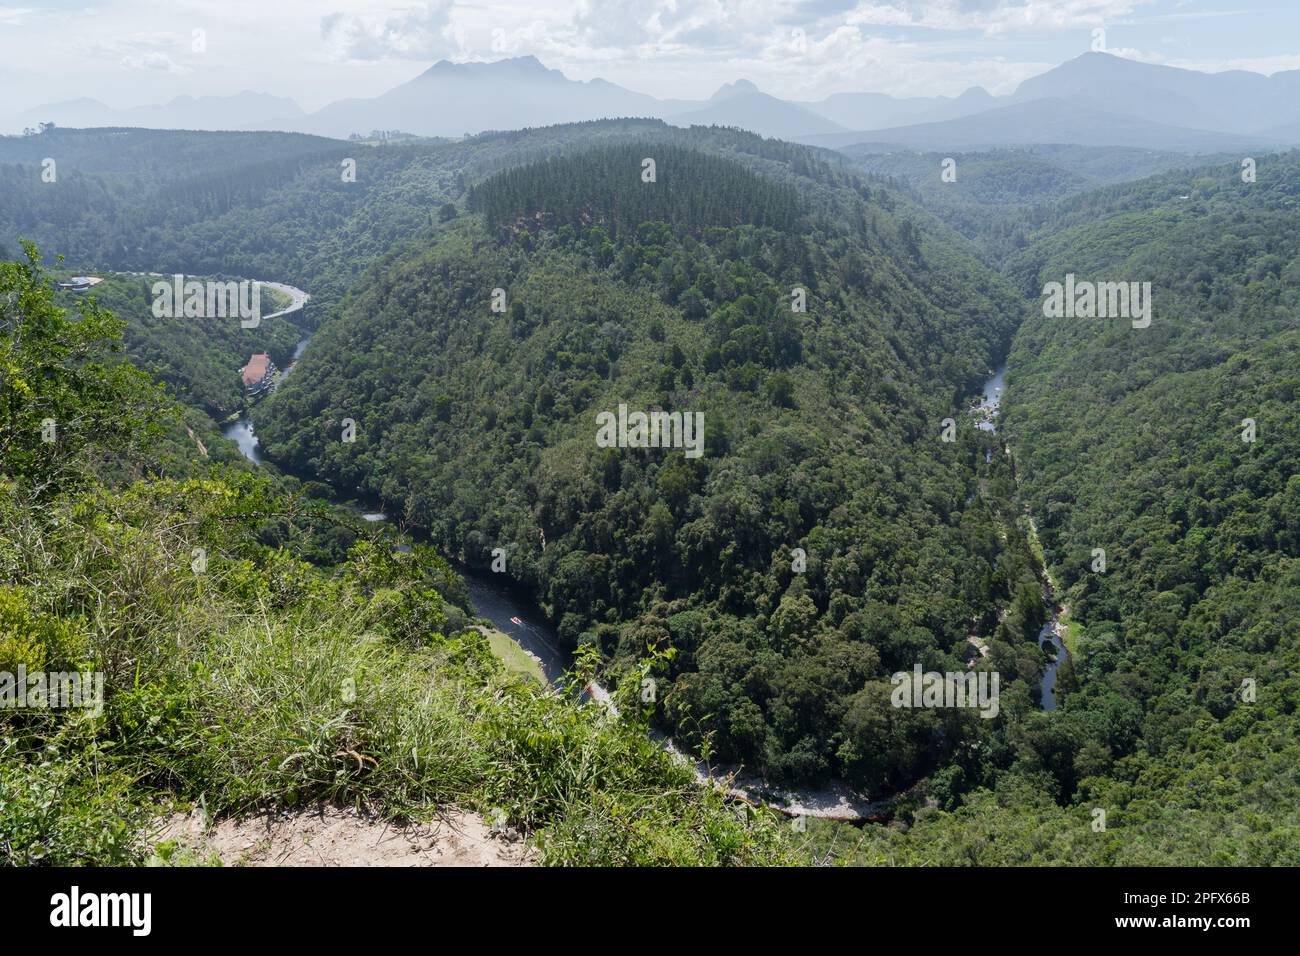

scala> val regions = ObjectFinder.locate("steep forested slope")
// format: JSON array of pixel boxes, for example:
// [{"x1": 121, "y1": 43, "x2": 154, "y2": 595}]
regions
[
  {"x1": 0, "y1": 246, "x2": 794, "y2": 867},
  {"x1": 839, "y1": 151, "x2": 1300, "y2": 863},
  {"x1": 844, "y1": 145, "x2": 1233, "y2": 264},
  {"x1": 1004, "y1": 151, "x2": 1299, "y2": 830},
  {"x1": 257, "y1": 129, "x2": 1044, "y2": 789}
]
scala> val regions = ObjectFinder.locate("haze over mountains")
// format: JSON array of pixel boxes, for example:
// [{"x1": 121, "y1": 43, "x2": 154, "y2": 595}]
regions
[
  {"x1": 802, "y1": 98, "x2": 1279, "y2": 153},
  {"x1": 15, "y1": 91, "x2": 305, "y2": 133},
  {"x1": 11, "y1": 52, "x2": 1300, "y2": 153}
]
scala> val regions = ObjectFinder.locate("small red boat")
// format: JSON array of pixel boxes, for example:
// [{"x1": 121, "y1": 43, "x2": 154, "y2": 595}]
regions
[{"x1": 510, "y1": 616, "x2": 523, "y2": 626}]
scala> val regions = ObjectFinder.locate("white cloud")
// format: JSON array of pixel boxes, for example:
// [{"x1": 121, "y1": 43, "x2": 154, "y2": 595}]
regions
[
  {"x1": 121, "y1": 51, "x2": 188, "y2": 73},
  {"x1": 716, "y1": 26, "x2": 1047, "y2": 98},
  {"x1": 76, "y1": 31, "x2": 192, "y2": 74},
  {"x1": 0, "y1": 6, "x2": 33, "y2": 26},
  {"x1": 562, "y1": 0, "x2": 798, "y2": 60},
  {"x1": 505, "y1": 1, "x2": 1085, "y2": 97},
  {"x1": 844, "y1": 0, "x2": 1150, "y2": 35},
  {"x1": 321, "y1": 1, "x2": 458, "y2": 61}
]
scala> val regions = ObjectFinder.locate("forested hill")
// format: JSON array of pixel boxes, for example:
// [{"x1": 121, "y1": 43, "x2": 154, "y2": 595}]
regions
[
  {"x1": 0, "y1": 122, "x2": 784, "y2": 322},
  {"x1": 1004, "y1": 149, "x2": 1300, "y2": 273},
  {"x1": 471, "y1": 144, "x2": 801, "y2": 236},
  {"x1": 0, "y1": 127, "x2": 343, "y2": 180},
  {"x1": 257, "y1": 127, "x2": 1046, "y2": 790},
  {"x1": 0, "y1": 128, "x2": 354, "y2": 312},
  {"x1": 892, "y1": 151, "x2": 1298, "y2": 863},
  {"x1": 0, "y1": 119, "x2": 1001, "y2": 328},
  {"x1": 844, "y1": 145, "x2": 1238, "y2": 264}
]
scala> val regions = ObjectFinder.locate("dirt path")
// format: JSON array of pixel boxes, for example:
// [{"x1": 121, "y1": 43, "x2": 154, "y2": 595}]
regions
[{"x1": 155, "y1": 805, "x2": 531, "y2": 867}]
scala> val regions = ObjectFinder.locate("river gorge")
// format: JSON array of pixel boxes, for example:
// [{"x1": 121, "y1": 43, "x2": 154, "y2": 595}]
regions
[{"x1": 221, "y1": 289, "x2": 1067, "y2": 819}]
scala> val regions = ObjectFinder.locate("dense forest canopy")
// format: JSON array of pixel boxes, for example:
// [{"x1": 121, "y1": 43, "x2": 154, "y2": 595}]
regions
[
  {"x1": 823, "y1": 147, "x2": 1300, "y2": 864},
  {"x1": 258, "y1": 127, "x2": 1040, "y2": 789},
  {"x1": 847, "y1": 145, "x2": 1240, "y2": 263},
  {"x1": 471, "y1": 143, "x2": 802, "y2": 237},
  {"x1": 1, "y1": 118, "x2": 1296, "y2": 866},
  {"x1": 985, "y1": 154, "x2": 1300, "y2": 860}
]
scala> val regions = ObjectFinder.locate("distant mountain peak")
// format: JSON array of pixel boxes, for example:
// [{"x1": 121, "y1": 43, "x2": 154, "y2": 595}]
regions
[
  {"x1": 34, "y1": 96, "x2": 109, "y2": 111},
  {"x1": 164, "y1": 91, "x2": 300, "y2": 106},
  {"x1": 420, "y1": 55, "x2": 552, "y2": 79},
  {"x1": 496, "y1": 54, "x2": 548, "y2": 71},
  {"x1": 711, "y1": 79, "x2": 760, "y2": 101}
]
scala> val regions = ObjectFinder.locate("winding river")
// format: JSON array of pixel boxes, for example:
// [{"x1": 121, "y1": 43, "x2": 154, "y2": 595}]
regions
[
  {"x1": 221, "y1": 417, "x2": 262, "y2": 464},
  {"x1": 219, "y1": 294, "x2": 1065, "y2": 817},
  {"x1": 460, "y1": 569, "x2": 571, "y2": 684},
  {"x1": 973, "y1": 363, "x2": 1069, "y2": 711}
]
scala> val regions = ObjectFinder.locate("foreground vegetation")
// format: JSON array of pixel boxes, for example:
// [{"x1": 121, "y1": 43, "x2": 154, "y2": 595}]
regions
[{"x1": 0, "y1": 245, "x2": 795, "y2": 866}]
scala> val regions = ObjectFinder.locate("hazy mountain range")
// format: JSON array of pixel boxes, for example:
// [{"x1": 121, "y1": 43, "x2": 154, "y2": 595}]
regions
[
  {"x1": 12, "y1": 52, "x2": 1300, "y2": 152},
  {"x1": 14, "y1": 91, "x2": 305, "y2": 133}
]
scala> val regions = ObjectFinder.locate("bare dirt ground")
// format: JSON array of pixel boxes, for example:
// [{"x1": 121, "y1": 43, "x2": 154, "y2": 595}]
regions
[{"x1": 155, "y1": 805, "x2": 531, "y2": 867}]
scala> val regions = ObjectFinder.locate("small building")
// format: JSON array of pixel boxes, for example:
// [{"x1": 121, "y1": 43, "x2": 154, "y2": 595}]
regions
[
  {"x1": 57, "y1": 276, "x2": 102, "y2": 294},
  {"x1": 241, "y1": 353, "x2": 279, "y2": 397}
]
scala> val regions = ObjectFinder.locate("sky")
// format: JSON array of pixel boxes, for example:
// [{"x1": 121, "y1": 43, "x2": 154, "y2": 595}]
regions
[{"x1": 3, "y1": 0, "x2": 1299, "y2": 114}]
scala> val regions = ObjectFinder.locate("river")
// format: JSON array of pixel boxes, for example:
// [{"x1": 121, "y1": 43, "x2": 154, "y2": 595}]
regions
[
  {"x1": 972, "y1": 362, "x2": 1069, "y2": 710},
  {"x1": 219, "y1": 330, "x2": 313, "y2": 463},
  {"x1": 461, "y1": 571, "x2": 572, "y2": 684},
  {"x1": 973, "y1": 362, "x2": 1006, "y2": 433},
  {"x1": 218, "y1": 306, "x2": 1062, "y2": 817},
  {"x1": 1036, "y1": 619, "x2": 1066, "y2": 711},
  {"x1": 221, "y1": 417, "x2": 263, "y2": 463}
]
